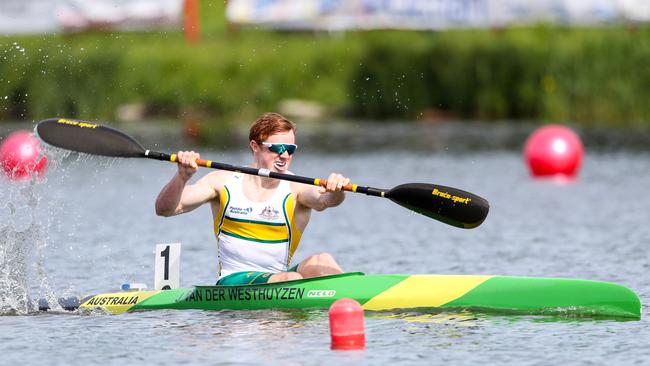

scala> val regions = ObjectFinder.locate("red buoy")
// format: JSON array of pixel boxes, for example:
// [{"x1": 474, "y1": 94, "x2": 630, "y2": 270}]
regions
[
  {"x1": 524, "y1": 125, "x2": 583, "y2": 179},
  {"x1": 329, "y1": 298, "x2": 365, "y2": 350},
  {"x1": 0, "y1": 130, "x2": 48, "y2": 181}
]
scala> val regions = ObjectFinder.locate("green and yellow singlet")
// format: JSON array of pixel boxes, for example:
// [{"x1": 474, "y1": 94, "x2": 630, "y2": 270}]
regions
[{"x1": 214, "y1": 173, "x2": 302, "y2": 279}]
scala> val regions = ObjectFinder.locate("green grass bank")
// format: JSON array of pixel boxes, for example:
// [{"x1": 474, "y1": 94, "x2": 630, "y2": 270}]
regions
[{"x1": 2, "y1": 5, "x2": 650, "y2": 128}]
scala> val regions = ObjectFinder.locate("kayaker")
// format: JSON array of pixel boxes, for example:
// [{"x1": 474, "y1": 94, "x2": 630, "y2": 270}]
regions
[{"x1": 155, "y1": 112, "x2": 349, "y2": 285}]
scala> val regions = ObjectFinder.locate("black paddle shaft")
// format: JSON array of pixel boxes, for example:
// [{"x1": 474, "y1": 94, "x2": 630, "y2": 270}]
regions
[{"x1": 144, "y1": 150, "x2": 387, "y2": 196}]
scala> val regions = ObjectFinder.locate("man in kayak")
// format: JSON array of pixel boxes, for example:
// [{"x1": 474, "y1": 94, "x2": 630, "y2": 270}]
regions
[{"x1": 155, "y1": 112, "x2": 350, "y2": 285}]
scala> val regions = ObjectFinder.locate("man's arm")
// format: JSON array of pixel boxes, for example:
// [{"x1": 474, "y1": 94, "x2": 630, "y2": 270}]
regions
[
  {"x1": 155, "y1": 151, "x2": 220, "y2": 217},
  {"x1": 295, "y1": 173, "x2": 350, "y2": 211}
]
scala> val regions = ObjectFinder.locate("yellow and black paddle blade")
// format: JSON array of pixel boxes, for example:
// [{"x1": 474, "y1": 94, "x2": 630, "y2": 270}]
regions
[
  {"x1": 385, "y1": 183, "x2": 489, "y2": 229},
  {"x1": 36, "y1": 118, "x2": 146, "y2": 158}
]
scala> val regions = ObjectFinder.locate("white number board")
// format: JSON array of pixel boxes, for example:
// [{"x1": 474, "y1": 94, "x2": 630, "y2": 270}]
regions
[{"x1": 154, "y1": 243, "x2": 181, "y2": 290}]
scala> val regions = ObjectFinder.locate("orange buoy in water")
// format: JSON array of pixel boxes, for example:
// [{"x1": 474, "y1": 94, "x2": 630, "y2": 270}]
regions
[
  {"x1": 0, "y1": 130, "x2": 48, "y2": 180},
  {"x1": 329, "y1": 298, "x2": 365, "y2": 350},
  {"x1": 524, "y1": 125, "x2": 583, "y2": 179}
]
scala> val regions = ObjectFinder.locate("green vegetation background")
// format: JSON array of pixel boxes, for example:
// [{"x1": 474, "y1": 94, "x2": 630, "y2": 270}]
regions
[{"x1": 1, "y1": 2, "x2": 649, "y2": 128}]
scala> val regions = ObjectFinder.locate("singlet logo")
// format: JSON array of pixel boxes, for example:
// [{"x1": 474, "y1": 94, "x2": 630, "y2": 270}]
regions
[
  {"x1": 229, "y1": 206, "x2": 253, "y2": 215},
  {"x1": 259, "y1": 206, "x2": 280, "y2": 220}
]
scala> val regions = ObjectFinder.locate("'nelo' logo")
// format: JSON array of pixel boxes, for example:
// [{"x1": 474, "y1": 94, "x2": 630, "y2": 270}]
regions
[
  {"x1": 307, "y1": 290, "x2": 336, "y2": 298},
  {"x1": 57, "y1": 118, "x2": 98, "y2": 129},
  {"x1": 431, "y1": 188, "x2": 472, "y2": 205}
]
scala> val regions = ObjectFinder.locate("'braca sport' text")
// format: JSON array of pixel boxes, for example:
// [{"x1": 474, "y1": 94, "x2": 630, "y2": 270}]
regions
[{"x1": 431, "y1": 188, "x2": 472, "y2": 204}]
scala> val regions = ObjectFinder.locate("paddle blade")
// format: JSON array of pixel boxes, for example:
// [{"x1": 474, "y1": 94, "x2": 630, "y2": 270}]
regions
[
  {"x1": 385, "y1": 183, "x2": 489, "y2": 229},
  {"x1": 36, "y1": 118, "x2": 146, "y2": 158}
]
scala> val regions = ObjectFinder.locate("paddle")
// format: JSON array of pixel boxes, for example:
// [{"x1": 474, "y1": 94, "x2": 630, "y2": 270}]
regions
[{"x1": 36, "y1": 118, "x2": 489, "y2": 228}]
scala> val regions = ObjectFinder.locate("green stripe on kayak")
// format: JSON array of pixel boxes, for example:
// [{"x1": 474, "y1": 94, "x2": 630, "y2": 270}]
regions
[
  {"x1": 134, "y1": 273, "x2": 408, "y2": 311},
  {"x1": 443, "y1": 276, "x2": 641, "y2": 319}
]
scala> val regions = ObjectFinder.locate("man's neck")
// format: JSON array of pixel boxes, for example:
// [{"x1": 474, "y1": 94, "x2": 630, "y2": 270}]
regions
[{"x1": 246, "y1": 173, "x2": 279, "y2": 190}]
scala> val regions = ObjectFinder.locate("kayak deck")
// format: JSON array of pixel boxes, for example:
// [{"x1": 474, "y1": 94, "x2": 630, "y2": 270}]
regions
[{"x1": 78, "y1": 273, "x2": 641, "y2": 319}]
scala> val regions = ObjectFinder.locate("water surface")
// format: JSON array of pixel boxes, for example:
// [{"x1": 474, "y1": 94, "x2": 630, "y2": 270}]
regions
[{"x1": 1, "y1": 123, "x2": 648, "y2": 365}]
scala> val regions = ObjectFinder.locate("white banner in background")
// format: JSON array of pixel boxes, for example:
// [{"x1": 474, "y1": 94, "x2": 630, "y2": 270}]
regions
[
  {"x1": 58, "y1": 0, "x2": 183, "y2": 31},
  {"x1": 0, "y1": 0, "x2": 59, "y2": 35},
  {"x1": 226, "y1": 0, "x2": 650, "y2": 30},
  {"x1": 0, "y1": 0, "x2": 183, "y2": 35}
]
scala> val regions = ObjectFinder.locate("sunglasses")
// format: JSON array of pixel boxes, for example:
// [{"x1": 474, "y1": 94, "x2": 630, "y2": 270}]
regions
[{"x1": 261, "y1": 142, "x2": 298, "y2": 155}]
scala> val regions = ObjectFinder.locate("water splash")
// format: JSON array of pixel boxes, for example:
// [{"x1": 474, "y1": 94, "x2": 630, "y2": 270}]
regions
[
  {"x1": 0, "y1": 183, "x2": 43, "y2": 314},
  {"x1": 0, "y1": 145, "x2": 72, "y2": 315}
]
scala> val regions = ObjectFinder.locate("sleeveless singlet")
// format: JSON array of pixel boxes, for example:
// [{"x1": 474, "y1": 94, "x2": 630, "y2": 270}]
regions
[{"x1": 214, "y1": 172, "x2": 302, "y2": 279}]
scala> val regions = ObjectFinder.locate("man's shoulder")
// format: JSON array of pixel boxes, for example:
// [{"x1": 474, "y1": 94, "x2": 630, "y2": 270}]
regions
[
  {"x1": 290, "y1": 181, "x2": 318, "y2": 203},
  {"x1": 200, "y1": 170, "x2": 234, "y2": 189},
  {"x1": 289, "y1": 180, "x2": 309, "y2": 192}
]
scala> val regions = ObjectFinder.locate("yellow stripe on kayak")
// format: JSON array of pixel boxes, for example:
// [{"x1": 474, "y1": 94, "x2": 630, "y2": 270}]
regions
[
  {"x1": 80, "y1": 291, "x2": 158, "y2": 314},
  {"x1": 362, "y1": 275, "x2": 493, "y2": 310}
]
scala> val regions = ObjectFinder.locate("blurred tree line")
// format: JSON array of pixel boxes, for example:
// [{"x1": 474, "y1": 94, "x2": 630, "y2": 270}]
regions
[{"x1": 1, "y1": 1, "x2": 649, "y2": 127}]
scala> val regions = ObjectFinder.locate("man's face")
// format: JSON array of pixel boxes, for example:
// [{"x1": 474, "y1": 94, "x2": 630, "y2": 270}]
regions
[{"x1": 251, "y1": 130, "x2": 296, "y2": 173}]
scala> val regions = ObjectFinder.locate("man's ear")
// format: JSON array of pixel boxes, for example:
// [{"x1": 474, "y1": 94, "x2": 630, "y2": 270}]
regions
[{"x1": 250, "y1": 140, "x2": 259, "y2": 153}]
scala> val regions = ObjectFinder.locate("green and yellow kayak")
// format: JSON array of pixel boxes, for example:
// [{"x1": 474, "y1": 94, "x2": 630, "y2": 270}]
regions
[{"x1": 75, "y1": 273, "x2": 641, "y2": 319}]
